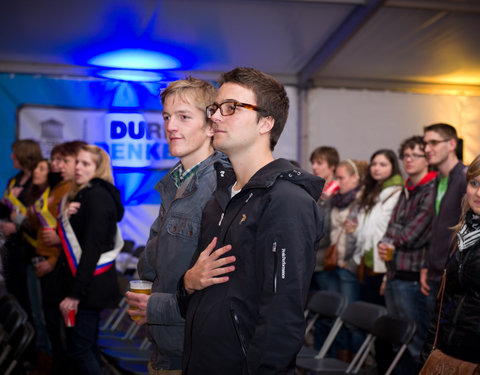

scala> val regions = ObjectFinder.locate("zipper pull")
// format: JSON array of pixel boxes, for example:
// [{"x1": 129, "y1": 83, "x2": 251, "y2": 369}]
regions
[{"x1": 218, "y1": 212, "x2": 224, "y2": 226}]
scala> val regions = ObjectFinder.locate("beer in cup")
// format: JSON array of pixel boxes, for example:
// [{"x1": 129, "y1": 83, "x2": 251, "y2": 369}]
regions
[
  {"x1": 129, "y1": 280, "x2": 152, "y2": 321},
  {"x1": 382, "y1": 242, "x2": 395, "y2": 261}
]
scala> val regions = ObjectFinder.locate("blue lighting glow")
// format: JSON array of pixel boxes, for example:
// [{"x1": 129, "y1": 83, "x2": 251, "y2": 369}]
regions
[
  {"x1": 96, "y1": 69, "x2": 164, "y2": 82},
  {"x1": 88, "y1": 49, "x2": 180, "y2": 70}
]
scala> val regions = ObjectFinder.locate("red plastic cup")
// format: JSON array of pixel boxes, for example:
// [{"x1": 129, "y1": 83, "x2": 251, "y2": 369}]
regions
[
  {"x1": 65, "y1": 308, "x2": 76, "y2": 327},
  {"x1": 323, "y1": 180, "x2": 340, "y2": 198}
]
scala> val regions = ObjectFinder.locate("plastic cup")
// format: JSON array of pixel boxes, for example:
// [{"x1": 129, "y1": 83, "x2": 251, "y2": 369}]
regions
[
  {"x1": 129, "y1": 280, "x2": 152, "y2": 321},
  {"x1": 383, "y1": 244, "x2": 395, "y2": 261}
]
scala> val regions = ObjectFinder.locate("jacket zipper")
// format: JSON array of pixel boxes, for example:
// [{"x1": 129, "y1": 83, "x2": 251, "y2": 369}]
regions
[
  {"x1": 272, "y1": 241, "x2": 278, "y2": 293},
  {"x1": 230, "y1": 308, "x2": 248, "y2": 359}
]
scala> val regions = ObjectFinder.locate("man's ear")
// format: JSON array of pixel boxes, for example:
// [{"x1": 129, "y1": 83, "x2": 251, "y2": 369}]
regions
[
  {"x1": 259, "y1": 116, "x2": 274, "y2": 135},
  {"x1": 448, "y1": 138, "x2": 457, "y2": 153}
]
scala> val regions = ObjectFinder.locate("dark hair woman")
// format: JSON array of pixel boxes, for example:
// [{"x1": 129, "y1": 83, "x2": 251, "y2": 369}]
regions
[{"x1": 55, "y1": 145, "x2": 124, "y2": 375}]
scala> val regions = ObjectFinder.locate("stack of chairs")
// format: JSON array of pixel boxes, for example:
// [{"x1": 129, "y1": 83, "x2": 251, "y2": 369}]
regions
[{"x1": 0, "y1": 294, "x2": 35, "y2": 375}]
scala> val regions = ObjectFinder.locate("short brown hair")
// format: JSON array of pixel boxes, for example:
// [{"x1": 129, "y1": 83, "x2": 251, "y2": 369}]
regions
[
  {"x1": 310, "y1": 146, "x2": 339, "y2": 168},
  {"x1": 423, "y1": 123, "x2": 458, "y2": 140},
  {"x1": 218, "y1": 67, "x2": 289, "y2": 151},
  {"x1": 12, "y1": 139, "x2": 43, "y2": 171},
  {"x1": 59, "y1": 140, "x2": 87, "y2": 157},
  {"x1": 160, "y1": 76, "x2": 217, "y2": 122},
  {"x1": 398, "y1": 136, "x2": 424, "y2": 159}
]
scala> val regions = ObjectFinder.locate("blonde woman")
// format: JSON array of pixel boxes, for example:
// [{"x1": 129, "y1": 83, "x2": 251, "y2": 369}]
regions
[
  {"x1": 422, "y1": 155, "x2": 480, "y2": 368},
  {"x1": 56, "y1": 145, "x2": 124, "y2": 375}
]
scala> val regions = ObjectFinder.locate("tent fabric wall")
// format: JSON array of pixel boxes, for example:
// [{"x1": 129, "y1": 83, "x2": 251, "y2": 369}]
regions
[{"x1": 305, "y1": 88, "x2": 480, "y2": 166}]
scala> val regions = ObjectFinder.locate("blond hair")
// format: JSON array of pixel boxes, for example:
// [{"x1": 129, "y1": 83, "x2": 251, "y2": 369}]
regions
[
  {"x1": 452, "y1": 155, "x2": 480, "y2": 237},
  {"x1": 160, "y1": 76, "x2": 217, "y2": 119},
  {"x1": 68, "y1": 145, "x2": 114, "y2": 200}
]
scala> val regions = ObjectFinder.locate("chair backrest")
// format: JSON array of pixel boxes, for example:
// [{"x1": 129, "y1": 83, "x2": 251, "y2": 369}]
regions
[
  {"x1": 341, "y1": 301, "x2": 387, "y2": 331},
  {"x1": 307, "y1": 290, "x2": 348, "y2": 319},
  {"x1": 371, "y1": 314, "x2": 416, "y2": 375}
]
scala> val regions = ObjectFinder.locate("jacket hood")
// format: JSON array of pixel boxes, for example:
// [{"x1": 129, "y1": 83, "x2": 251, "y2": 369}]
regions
[
  {"x1": 405, "y1": 170, "x2": 438, "y2": 191},
  {"x1": 88, "y1": 178, "x2": 124, "y2": 222},
  {"x1": 382, "y1": 174, "x2": 404, "y2": 190},
  {"x1": 220, "y1": 158, "x2": 325, "y2": 201}
]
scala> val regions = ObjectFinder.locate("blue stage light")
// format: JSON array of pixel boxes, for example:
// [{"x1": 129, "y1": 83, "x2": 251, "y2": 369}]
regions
[
  {"x1": 96, "y1": 69, "x2": 164, "y2": 82},
  {"x1": 88, "y1": 49, "x2": 180, "y2": 70}
]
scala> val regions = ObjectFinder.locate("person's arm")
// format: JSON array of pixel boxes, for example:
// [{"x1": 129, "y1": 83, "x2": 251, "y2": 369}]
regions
[
  {"x1": 67, "y1": 188, "x2": 117, "y2": 299},
  {"x1": 385, "y1": 187, "x2": 435, "y2": 250},
  {"x1": 245, "y1": 189, "x2": 323, "y2": 374},
  {"x1": 137, "y1": 209, "x2": 162, "y2": 281}
]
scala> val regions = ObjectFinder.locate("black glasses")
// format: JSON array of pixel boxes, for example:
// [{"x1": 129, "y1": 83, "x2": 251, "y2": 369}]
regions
[
  {"x1": 400, "y1": 153, "x2": 426, "y2": 161},
  {"x1": 423, "y1": 139, "x2": 450, "y2": 147},
  {"x1": 206, "y1": 100, "x2": 264, "y2": 118}
]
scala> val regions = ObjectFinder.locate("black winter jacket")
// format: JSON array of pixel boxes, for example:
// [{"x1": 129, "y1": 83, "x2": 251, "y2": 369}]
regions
[
  {"x1": 423, "y1": 233, "x2": 480, "y2": 363},
  {"x1": 179, "y1": 159, "x2": 324, "y2": 375},
  {"x1": 55, "y1": 178, "x2": 124, "y2": 309}
]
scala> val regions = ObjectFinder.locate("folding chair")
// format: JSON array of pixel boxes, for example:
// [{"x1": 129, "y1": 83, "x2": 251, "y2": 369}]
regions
[
  {"x1": 298, "y1": 290, "x2": 348, "y2": 359},
  {"x1": 369, "y1": 314, "x2": 416, "y2": 375},
  {"x1": 0, "y1": 321, "x2": 34, "y2": 375},
  {"x1": 296, "y1": 301, "x2": 387, "y2": 374}
]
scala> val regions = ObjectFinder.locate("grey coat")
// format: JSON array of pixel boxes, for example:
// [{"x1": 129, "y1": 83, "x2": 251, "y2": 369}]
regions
[{"x1": 137, "y1": 151, "x2": 226, "y2": 370}]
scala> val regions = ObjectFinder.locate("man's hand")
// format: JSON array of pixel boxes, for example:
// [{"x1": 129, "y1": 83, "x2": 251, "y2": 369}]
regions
[
  {"x1": 42, "y1": 228, "x2": 61, "y2": 246},
  {"x1": 35, "y1": 260, "x2": 53, "y2": 277},
  {"x1": 420, "y1": 268, "x2": 430, "y2": 296},
  {"x1": 378, "y1": 242, "x2": 395, "y2": 261},
  {"x1": 184, "y1": 237, "x2": 235, "y2": 295},
  {"x1": 126, "y1": 291, "x2": 150, "y2": 326}
]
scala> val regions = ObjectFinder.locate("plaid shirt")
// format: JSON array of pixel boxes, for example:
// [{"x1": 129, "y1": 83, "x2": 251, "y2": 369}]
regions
[
  {"x1": 384, "y1": 171, "x2": 437, "y2": 279},
  {"x1": 169, "y1": 162, "x2": 200, "y2": 188}
]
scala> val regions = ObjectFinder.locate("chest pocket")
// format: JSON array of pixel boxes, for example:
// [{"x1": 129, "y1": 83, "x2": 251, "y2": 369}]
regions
[{"x1": 166, "y1": 215, "x2": 200, "y2": 241}]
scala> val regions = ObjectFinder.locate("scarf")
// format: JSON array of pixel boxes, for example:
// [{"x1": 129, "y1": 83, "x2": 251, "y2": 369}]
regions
[
  {"x1": 331, "y1": 186, "x2": 360, "y2": 209},
  {"x1": 457, "y1": 210, "x2": 480, "y2": 251}
]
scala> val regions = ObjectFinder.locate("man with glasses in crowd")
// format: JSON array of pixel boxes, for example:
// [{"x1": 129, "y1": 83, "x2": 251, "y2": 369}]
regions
[
  {"x1": 177, "y1": 67, "x2": 324, "y2": 374},
  {"x1": 420, "y1": 123, "x2": 466, "y2": 317},
  {"x1": 377, "y1": 136, "x2": 437, "y2": 373}
]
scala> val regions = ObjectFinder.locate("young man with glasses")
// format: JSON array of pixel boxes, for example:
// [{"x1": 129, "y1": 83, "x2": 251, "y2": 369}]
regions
[
  {"x1": 420, "y1": 123, "x2": 466, "y2": 318},
  {"x1": 177, "y1": 67, "x2": 324, "y2": 375},
  {"x1": 377, "y1": 136, "x2": 436, "y2": 373},
  {"x1": 125, "y1": 77, "x2": 226, "y2": 375}
]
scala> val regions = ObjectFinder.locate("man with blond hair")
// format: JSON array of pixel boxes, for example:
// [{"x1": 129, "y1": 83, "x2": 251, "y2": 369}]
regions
[{"x1": 126, "y1": 77, "x2": 225, "y2": 374}]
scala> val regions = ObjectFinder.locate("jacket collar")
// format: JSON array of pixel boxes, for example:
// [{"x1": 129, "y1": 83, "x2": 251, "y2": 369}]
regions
[{"x1": 405, "y1": 170, "x2": 438, "y2": 191}]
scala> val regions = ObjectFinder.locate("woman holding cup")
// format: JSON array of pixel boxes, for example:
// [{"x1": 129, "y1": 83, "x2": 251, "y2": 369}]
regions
[{"x1": 55, "y1": 145, "x2": 124, "y2": 375}]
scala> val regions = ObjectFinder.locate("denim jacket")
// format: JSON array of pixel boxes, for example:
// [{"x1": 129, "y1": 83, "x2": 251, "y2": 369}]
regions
[{"x1": 137, "y1": 151, "x2": 227, "y2": 370}]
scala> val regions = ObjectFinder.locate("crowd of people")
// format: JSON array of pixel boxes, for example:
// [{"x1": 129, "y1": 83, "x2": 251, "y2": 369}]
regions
[
  {"x1": 1, "y1": 140, "x2": 123, "y2": 374},
  {"x1": 1, "y1": 67, "x2": 479, "y2": 375},
  {"x1": 309, "y1": 123, "x2": 479, "y2": 374}
]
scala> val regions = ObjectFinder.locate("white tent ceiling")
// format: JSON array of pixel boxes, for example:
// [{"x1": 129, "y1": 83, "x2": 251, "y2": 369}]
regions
[{"x1": 1, "y1": 0, "x2": 480, "y2": 94}]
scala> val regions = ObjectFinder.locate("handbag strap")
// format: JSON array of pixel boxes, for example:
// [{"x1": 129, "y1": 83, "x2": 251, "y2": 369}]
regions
[
  {"x1": 432, "y1": 242, "x2": 458, "y2": 349},
  {"x1": 432, "y1": 268, "x2": 446, "y2": 349}
]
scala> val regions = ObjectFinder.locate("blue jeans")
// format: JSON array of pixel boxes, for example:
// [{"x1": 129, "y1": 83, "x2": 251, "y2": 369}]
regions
[
  {"x1": 66, "y1": 308, "x2": 102, "y2": 375},
  {"x1": 385, "y1": 279, "x2": 429, "y2": 374},
  {"x1": 314, "y1": 268, "x2": 362, "y2": 353}
]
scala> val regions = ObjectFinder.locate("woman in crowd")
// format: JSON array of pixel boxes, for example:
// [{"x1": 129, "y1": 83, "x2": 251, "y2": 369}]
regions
[
  {"x1": 0, "y1": 139, "x2": 43, "y2": 315},
  {"x1": 323, "y1": 159, "x2": 367, "y2": 359},
  {"x1": 421, "y1": 155, "x2": 480, "y2": 369},
  {"x1": 353, "y1": 149, "x2": 403, "y2": 303},
  {"x1": 351, "y1": 149, "x2": 403, "y2": 373},
  {"x1": 55, "y1": 144, "x2": 124, "y2": 375}
]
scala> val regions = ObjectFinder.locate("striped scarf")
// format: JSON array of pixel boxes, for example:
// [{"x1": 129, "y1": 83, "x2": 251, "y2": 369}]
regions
[{"x1": 457, "y1": 210, "x2": 480, "y2": 251}]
